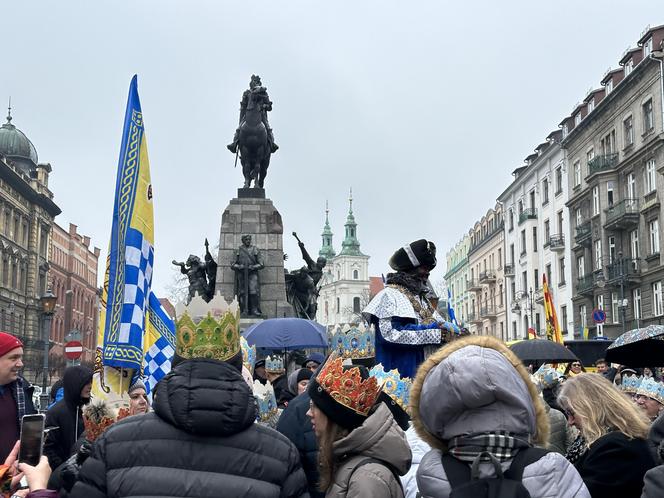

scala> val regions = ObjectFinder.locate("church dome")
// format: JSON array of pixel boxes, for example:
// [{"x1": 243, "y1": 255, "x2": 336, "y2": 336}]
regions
[{"x1": 0, "y1": 113, "x2": 38, "y2": 172}]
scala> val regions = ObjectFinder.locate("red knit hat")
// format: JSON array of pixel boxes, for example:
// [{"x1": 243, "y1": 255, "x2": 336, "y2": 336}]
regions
[{"x1": 0, "y1": 332, "x2": 23, "y2": 357}]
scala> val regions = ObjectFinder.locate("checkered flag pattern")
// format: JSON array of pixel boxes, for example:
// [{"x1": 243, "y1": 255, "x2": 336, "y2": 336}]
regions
[
  {"x1": 118, "y1": 228, "x2": 154, "y2": 344},
  {"x1": 144, "y1": 335, "x2": 174, "y2": 395}
]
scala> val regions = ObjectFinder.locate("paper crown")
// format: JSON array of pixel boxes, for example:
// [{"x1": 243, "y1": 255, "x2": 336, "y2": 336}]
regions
[
  {"x1": 174, "y1": 293, "x2": 241, "y2": 361},
  {"x1": 253, "y1": 380, "x2": 279, "y2": 423},
  {"x1": 636, "y1": 377, "x2": 664, "y2": 405},
  {"x1": 534, "y1": 364, "x2": 562, "y2": 390},
  {"x1": 265, "y1": 355, "x2": 284, "y2": 373},
  {"x1": 329, "y1": 323, "x2": 375, "y2": 359},
  {"x1": 241, "y1": 337, "x2": 256, "y2": 372},
  {"x1": 369, "y1": 364, "x2": 412, "y2": 413},
  {"x1": 316, "y1": 357, "x2": 381, "y2": 416},
  {"x1": 621, "y1": 374, "x2": 643, "y2": 394}
]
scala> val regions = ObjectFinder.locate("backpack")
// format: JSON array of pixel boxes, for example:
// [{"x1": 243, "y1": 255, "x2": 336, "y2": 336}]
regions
[{"x1": 441, "y1": 448, "x2": 550, "y2": 498}]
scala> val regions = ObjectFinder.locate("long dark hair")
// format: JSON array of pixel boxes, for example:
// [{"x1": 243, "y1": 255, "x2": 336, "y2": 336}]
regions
[{"x1": 317, "y1": 419, "x2": 349, "y2": 491}]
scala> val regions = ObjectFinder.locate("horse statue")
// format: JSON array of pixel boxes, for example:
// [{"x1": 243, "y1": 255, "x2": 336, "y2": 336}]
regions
[{"x1": 238, "y1": 88, "x2": 272, "y2": 188}]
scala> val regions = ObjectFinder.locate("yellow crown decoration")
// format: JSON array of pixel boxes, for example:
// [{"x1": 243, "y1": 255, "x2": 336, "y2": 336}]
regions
[{"x1": 175, "y1": 293, "x2": 241, "y2": 361}]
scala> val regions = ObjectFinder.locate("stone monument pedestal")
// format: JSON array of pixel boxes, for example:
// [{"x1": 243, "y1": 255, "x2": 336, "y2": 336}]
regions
[{"x1": 216, "y1": 188, "x2": 293, "y2": 319}]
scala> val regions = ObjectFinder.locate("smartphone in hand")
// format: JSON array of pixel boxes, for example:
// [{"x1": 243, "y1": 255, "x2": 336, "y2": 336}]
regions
[{"x1": 19, "y1": 414, "x2": 45, "y2": 466}]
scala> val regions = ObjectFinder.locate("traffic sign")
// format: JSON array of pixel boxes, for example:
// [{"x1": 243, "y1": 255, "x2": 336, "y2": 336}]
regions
[
  {"x1": 64, "y1": 340, "x2": 83, "y2": 360},
  {"x1": 592, "y1": 308, "x2": 606, "y2": 324}
]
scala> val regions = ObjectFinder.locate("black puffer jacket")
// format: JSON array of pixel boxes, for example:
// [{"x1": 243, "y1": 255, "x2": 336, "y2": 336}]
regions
[
  {"x1": 70, "y1": 359, "x2": 310, "y2": 498},
  {"x1": 277, "y1": 392, "x2": 324, "y2": 498},
  {"x1": 44, "y1": 366, "x2": 92, "y2": 469}
]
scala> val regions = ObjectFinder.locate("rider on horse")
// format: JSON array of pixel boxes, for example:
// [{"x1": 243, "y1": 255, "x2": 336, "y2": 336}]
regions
[{"x1": 227, "y1": 75, "x2": 279, "y2": 154}]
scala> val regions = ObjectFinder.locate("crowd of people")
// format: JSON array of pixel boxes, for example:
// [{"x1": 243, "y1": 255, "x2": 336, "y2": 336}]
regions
[{"x1": 1, "y1": 240, "x2": 663, "y2": 497}]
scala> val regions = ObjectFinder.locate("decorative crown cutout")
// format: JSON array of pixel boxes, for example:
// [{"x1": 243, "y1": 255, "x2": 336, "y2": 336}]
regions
[
  {"x1": 175, "y1": 293, "x2": 241, "y2": 361},
  {"x1": 329, "y1": 323, "x2": 375, "y2": 359},
  {"x1": 316, "y1": 357, "x2": 381, "y2": 416},
  {"x1": 253, "y1": 380, "x2": 278, "y2": 422},
  {"x1": 265, "y1": 355, "x2": 284, "y2": 373},
  {"x1": 621, "y1": 374, "x2": 642, "y2": 394},
  {"x1": 636, "y1": 377, "x2": 664, "y2": 405},
  {"x1": 369, "y1": 363, "x2": 412, "y2": 413},
  {"x1": 241, "y1": 337, "x2": 256, "y2": 372}
]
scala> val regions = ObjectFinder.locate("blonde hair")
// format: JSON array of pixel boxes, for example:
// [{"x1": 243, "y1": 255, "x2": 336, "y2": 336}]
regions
[{"x1": 558, "y1": 373, "x2": 650, "y2": 445}]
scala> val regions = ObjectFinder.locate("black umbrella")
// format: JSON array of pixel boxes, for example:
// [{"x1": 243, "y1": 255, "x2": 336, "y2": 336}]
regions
[
  {"x1": 605, "y1": 325, "x2": 664, "y2": 367},
  {"x1": 509, "y1": 339, "x2": 579, "y2": 363}
]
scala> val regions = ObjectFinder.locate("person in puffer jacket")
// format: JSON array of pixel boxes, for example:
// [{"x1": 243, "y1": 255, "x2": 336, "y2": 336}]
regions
[{"x1": 411, "y1": 335, "x2": 590, "y2": 498}]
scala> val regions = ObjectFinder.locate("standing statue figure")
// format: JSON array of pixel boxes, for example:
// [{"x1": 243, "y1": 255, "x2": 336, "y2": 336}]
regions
[
  {"x1": 232, "y1": 235, "x2": 265, "y2": 316},
  {"x1": 172, "y1": 239, "x2": 218, "y2": 303},
  {"x1": 227, "y1": 75, "x2": 278, "y2": 189},
  {"x1": 285, "y1": 232, "x2": 327, "y2": 319}
]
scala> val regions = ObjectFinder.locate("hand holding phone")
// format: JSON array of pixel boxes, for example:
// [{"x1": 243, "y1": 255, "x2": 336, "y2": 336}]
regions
[{"x1": 19, "y1": 414, "x2": 45, "y2": 467}]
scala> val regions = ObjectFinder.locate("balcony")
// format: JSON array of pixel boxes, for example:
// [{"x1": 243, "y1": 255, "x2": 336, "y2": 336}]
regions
[
  {"x1": 467, "y1": 312, "x2": 483, "y2": 324},
  {"x1": 510, "y1": 301, "x2": 521, "y2": 313},
  {"x1": 548, "y1": 234, "x2": 565, "y2": 252},
  {"x1": 467, "y1": 279, "x2": 482, "y2": 292},
  {"x1": 518, "y1": 208, "x2": 537, "y2": 224},
  {"x1": 588, "y1": 153, "x2": 619, "y2": 176},
  {"x1": 606, "y1": 258, "x2": 641, "y2": 285},
  {"x1": 504, "y1": 264, "x2": 515, "y2": 277},
  {"x1": 577, "y1": 274, "x2": 595, "y2": 296},
  {"x1": 534, "y1": 287, "x2": 544, "y2": 304},
  {"x1": 604, "y1": 198, "x2": 639, "y2": 230},
  {"x1": 480, "y1": 305, "x2": 497, "y2": 319},
  {"x1": 479, "y1": 269, "x2": 497, "y2": 283},
  {"x1": 574, "y1": 221, "x2": 592, "y2": 247}
]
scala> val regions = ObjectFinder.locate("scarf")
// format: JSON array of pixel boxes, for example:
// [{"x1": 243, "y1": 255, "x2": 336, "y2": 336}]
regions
[
  {"x1": 385, "y1": 272, "x2": 428, "y2": 296},
  {"x1": 13, "y1": 377, "x2": 27, "y2": 424},
  {"x1": 565, "y1": 434, "x2": 588, "y2": 464},
  {"x1": 448, "y1": 431, "x2": 531, "y2": 463}
]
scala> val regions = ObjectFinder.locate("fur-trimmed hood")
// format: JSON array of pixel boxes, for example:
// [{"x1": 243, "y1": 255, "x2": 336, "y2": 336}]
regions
[{"x1": 410, "y1": 335, "x2": 549, "y2": 450}]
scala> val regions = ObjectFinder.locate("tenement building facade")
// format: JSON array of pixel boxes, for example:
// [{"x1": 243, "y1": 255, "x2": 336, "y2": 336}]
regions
[
  {"x1": 444, "y1": 234, "x2": 470, "y2": 325},
  {"x1": 562, "y1": 25, "x2": 664, "y2": 339},
  {"x1": 499, "y1": 132, "x2": 573, "y2": 341},
  {"x1": 0, "y1": 111, "x2": 61, "y2": 383}
]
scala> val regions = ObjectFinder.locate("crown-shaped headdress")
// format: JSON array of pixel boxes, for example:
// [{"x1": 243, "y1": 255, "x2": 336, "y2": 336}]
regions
[
  {"x1": 241, "y1": 337, "x2": 256, "y2": 372},
  {"x1": 174, "y1": 293, "x2": 241, "y2": 361},
  {"x1": 621, "y1": 374, "x2": 642, "y2": 394},
  {"x1": 315, "y1": 357, "x2": 381, "y2": 416},
  {"x1": 253, "y1": 380, "x2": 279, "y2": 423},
  {"x1": 369, "y1": 364, "x2": 412, "y2": 413},
  {"x1": 636, "y1": 377, "x2": 664, "y2": 405},
  {"x1": 534, "y1": 364, "x2": 562, "y2": 390},
  {"x1": 329, "y1": 323, "x2": 375, "y2": 359},
  {"x1": 265, "y1": 355, "x2": 284, "y2": 373}
]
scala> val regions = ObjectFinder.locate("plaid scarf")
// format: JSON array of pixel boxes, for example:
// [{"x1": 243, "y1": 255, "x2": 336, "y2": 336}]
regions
[
  {"x1": 13, "y1": 377, "x2": 28, "y2": 424},
  {"x1": 448, "y1": 431, "x2": 531, "y2": 463}
]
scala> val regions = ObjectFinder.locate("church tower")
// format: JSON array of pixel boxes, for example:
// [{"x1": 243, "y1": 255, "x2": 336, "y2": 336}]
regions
[
  {"x1": 339, "y1": 188, "x2": 364, "y2": 256},
  {"x1": 319, "y1": 200, "x2": 336, "y2": 260}
]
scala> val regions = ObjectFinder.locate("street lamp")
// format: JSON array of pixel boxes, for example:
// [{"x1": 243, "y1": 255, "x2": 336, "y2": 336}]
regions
[{"x1": 40, "y1": 289, "x2": 57, "y2": 408}]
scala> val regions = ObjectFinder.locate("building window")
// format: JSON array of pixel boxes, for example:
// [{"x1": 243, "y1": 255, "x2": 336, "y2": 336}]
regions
[
  {"x1": 561, "y1": 305, "x2": 568, "y2": 333},
  {"x1": 520, "y1": 230, "x2": 526, "y2": 255},
  {"x1": 353, "y1": 297, "x2": 361, "y2": 313},
  {"x1": 559, "y1": 257, "x2": 566, "y2": 285},
  {"x1": 545, "y1": 264, "x2": 552, "y2": 286},
  {"x1": 512, "y1": 321, "x2": 517, "y2": 341},
  {"x1": 633, "y1": 288, "x2": 642, "y2": 320},
  {"x1": 499, "y1": 284, "x2": 503, "y2": 306},
  {"x1": 587, "y1": 148, "x2": 595, "y2": 164},
  {"x1": 509, "y1": 209, "x2": 514, "y2": 231},
  {"x1": 557, "y1": 211, "x2": 564, "y2": 234},
  {"x1": 555, "y1": 167, "x2": 563, "y2": 194},
  {"x1": 575, "y1": 113, "x2": 582, "y2": 126},
  {"x1": 645, "y1": 159, "x2": 656, "y2": 193},
  {"x1": 643, "y1": 99, "x2": 654, "y2": 133},
  {"x1": 624, "y1": 58, "x2": 634, "y2": 76},
  {"x1": 336, "y1": 297, "x2": 340, "y2": 313},
  {"x1": 594, "y1": 240, "x2": 603, "y2": 270},
  {"x1": 532, "y1": 227, "x2": 538, "y2": 253},
  {"x1": 578, "y1": 255, "x2": 585, "y2": 278},
  {"x1": 592, "y1": 186, "x2": 600, "y2": 216},
  {"x1": 606, "y1": 78, "x2": 613, "y2": 94},
  {"x1": 575, "y1": 208, "x2": 582, "y2": 227},
  {"x1": 611, "y1": 293, "x2": 619, "y2": 324},
  {"x1": 649, "y1": 219, "x2": 660, "y2": 254},
  {"x1": 631, "y1": 229, "x2": 640, "y2": 259},
  {"x1": 580, "y1": 304, "x2": 587, "y2": 329},
  {"x1": 353, "y1": 269, "x2": 359, "y2": 280},
  {"x1": 588, "y1": 98, "x2": 595, "y2": 113},
  {"x1": 574, "y1": 161, "x2": 581, "y2": 187},
  {"x1": 544, "y1": 219, "x2": 550, "y2": 243},
  {"x1": 627, "y1": 172, "x2": 636, "y2": 198},
  {"x1": 624, "y1": 115, "x2": 634, "y2": 147},
  {"x1": 534, "y1": 269, "x2": 539, "y2": 290},
  {"x1": 498, "y1": 248, "x2": 502, "y2": 268},
  {"x1": 644, "y1": 37, "x2": 653, "y2": 57},
  {"x1": 542, "y1": 178, "x2": 549, "y2": 204},
  {"x1": 608, "y1": 236, "x2": 616, "y2": 264},
  {"x1": 600, "y1": 129, "x2": 616, "y2": 155},
  {"x1": 522, "y1": 271, "x2": 528, "y2": 293},
  {"x1": 653, "y1": 281, "x2": 663, "y2": 317},
  {"x1": 510, "y1": 243, "x2": 515, "y2": 264},
  {"x1": 607, "y1": 181, "x2": 614, "y2": 207},
  {"x1": 518, "y1": 200, "x2": 523, "y2": 218}
]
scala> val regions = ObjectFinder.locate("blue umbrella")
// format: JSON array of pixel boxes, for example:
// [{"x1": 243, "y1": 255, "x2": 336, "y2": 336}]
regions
[{"x1": 244, "y1": 318, "x2": 328, "y2": 350}]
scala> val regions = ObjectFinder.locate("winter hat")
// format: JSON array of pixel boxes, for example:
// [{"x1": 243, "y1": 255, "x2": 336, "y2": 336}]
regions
[
  {"x1": 302, "y1": 352, "x2": 325, "y2": 367},
  {"x1": 297, "y1": 368, "x2": 313, "y2": 383},
  {"x1": 388, "y1": 239, "x2": 437, "y2": 272},
  {"x1": 0, "y1": 331, "x2": 22, "y2": 357},
  {"x1": 128, "y1": 379, "x2": 146, "y2": 395},
  {"x1": 308, "y1": 356, "x2": 381, "y2": 430}
]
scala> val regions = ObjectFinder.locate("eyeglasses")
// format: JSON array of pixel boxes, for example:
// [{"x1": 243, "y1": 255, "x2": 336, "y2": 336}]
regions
[
  {"x1": 563, "y1": 408, "x2": 575, "y2": 418},
  {"x1": 571, "y1": 363, "x2": 581, "y2": 367}
]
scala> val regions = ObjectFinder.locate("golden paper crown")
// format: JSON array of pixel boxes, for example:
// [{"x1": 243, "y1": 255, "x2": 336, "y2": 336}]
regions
[
  {"x1": 175, "y1": 293, "x2": 241, "y2": 361},
  {"x1": 316, "y1": 357, "x2": 382, "y2": 416}
]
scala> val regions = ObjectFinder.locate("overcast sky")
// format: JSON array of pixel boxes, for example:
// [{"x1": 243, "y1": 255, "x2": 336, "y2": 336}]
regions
[{"x1": 2, "y1": 1, "x2": 660, "y2": 298}]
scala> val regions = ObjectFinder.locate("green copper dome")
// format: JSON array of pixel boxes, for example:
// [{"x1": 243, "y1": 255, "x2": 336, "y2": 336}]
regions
[
  {"x1": 340, "y1": 188, "x2": 365, "y2": 257},
  {"x1": 319, "y1": 201, "x2": 336, "y2": 260},
  {"x1": 0, "y1": 111, "x2": 39, "y2": 173}
]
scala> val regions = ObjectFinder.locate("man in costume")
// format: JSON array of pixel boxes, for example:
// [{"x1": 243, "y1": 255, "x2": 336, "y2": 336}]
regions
[{"x1": 363, "y1": 239, "x2": 458, "y2": 378}]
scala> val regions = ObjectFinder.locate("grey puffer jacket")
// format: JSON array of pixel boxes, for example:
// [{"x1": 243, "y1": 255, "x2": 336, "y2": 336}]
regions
[
  {"x1": 325, "y1": 403, "x2": 411, "y2": 498},
  {"x1": 410, "y1": 336, "x2": 590, "y2": 498},
  {"x1": 544, "y1": 402, "x2": 570, "y2": 454}
]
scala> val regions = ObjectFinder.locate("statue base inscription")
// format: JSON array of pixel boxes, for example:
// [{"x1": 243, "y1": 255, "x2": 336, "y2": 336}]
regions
[{"x1": 216, "y1": 194, "x2": 293, "y2": 319}]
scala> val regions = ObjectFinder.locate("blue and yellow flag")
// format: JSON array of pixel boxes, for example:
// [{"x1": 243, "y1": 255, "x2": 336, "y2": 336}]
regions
[
  {"x1": 143, "y1": 292, "x2": 176, "y2": 395},
  {"x1": 102, "y1": 75, "x2": 154, "y2": 371}
]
